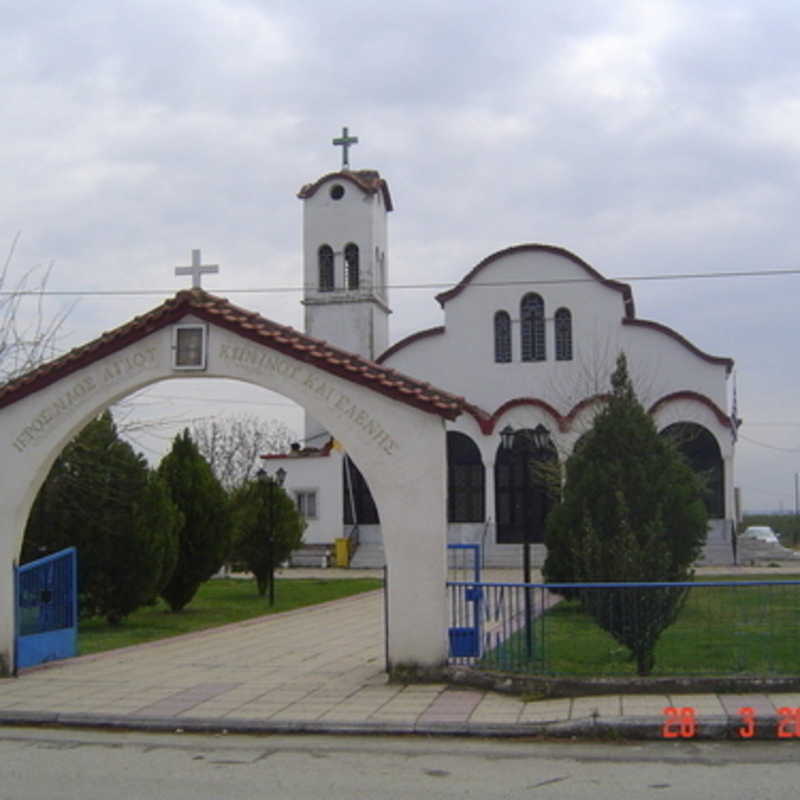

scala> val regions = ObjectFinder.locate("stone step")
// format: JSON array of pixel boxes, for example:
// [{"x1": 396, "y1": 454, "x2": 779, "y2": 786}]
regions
[
  {"x1": 349, "y1": 544, "x2": 386, "y2": 569},
  {"x1": 289, "y1": 544, "x2": 334, "y2": 568}
]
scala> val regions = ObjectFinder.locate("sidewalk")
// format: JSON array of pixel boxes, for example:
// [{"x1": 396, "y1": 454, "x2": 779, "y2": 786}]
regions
[{"x1": 1, "y1": 570, "x2": 799, "y2": 741}]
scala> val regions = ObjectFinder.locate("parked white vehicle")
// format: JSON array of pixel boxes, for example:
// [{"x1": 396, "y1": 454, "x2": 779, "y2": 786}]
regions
[{"x1": 740, "y1": 526, "x2": 780, "y2": 544}]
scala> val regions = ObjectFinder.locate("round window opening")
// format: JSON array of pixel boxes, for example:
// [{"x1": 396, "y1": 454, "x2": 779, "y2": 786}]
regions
[{"x1": 330, "y1": 184, "x2": 345, "y2": 200}]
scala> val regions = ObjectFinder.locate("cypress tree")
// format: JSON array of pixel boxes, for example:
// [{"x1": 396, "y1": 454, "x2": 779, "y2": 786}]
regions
[
  {"x1": 158, "y1": 429, "x2": 231, "y2": 611},
  {"x1": 231, "y1": 478, "x2": 305, "y2": 599},
  {"x1": 543, "y1": 353, "x2": 707, "y2": 674},
  {"x1": 23, "y1": 411, "x2": 180, "y2": 624}
]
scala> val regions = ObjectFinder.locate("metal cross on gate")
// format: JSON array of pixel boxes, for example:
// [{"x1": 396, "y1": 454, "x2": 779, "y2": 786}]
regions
[
  {"x1": 175, "y1": 249, "x2": 219, "y2": 289},
  {"x1": 332, "y1": 126, "x2": 358, "y2": 169}
]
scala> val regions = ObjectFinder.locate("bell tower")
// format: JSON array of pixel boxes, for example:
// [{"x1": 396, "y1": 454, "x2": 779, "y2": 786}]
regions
[
  {"x1": 297, "y1": 129, "x2": 393, "y2": 444},
  {"x1": 298, "y1": 129, "x2": 392, "y2": 361}
]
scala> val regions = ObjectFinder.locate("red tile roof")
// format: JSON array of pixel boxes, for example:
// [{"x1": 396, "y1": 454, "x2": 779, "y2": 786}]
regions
[
  {"x1": 297, "y1": 170, "x2": 393, "y2": 211},
  {"x1": 0, "y1": 289, "x2": 464, "y2": 419}
]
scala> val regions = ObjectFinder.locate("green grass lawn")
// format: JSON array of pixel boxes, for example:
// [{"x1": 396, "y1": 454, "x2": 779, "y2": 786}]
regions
[
  {"x1": 78, "y1": 576, "x2": 383, "y2": 656},
  {"x1": 480, "y1": 574, "x2": 800, "y2": 676}
]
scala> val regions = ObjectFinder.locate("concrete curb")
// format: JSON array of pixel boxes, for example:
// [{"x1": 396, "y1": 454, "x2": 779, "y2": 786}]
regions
[{"x1": 0, "y1": 710, "x2": 789, "y2": 741}]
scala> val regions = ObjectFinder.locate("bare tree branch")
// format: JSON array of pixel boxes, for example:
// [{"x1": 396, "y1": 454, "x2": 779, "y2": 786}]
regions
[
  {"x1": 192, "y1": 415, "x2": 296, "y2": 491},
  {"x1": 0, "y1": 234, "x2": 75, "y2": 383}
]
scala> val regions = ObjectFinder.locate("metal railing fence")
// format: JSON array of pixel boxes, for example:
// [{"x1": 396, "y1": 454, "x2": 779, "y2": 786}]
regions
[{"x1": 447, "y1": 579, "x2": 800, "y2": 676}]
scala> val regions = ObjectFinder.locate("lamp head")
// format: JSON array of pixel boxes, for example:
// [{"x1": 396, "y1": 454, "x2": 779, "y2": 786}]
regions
[{"x1": 500, "y1": 425, "x2": 515, "y2": 451}]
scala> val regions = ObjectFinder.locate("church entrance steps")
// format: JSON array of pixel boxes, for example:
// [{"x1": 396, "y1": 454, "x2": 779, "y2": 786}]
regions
[{"x1": 349, "y1": 543, "x2": 386, "y2": 569}]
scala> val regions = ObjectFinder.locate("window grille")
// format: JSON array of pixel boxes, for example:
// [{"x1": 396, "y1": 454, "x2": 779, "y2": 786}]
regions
[
  {"x1": 494, "y1": 311, "x2": 511, "y2": 363},
  {"x1": 344, "y1": 243, "x2": 359, "y2": 290},
  {"x1": 172, "y1": 324, "x2": 208, "y2": 370},
  {"x1": 555, "y1": 307, "x2": 573, "y2": 361},
  {"x1": 520, "y1": 293, "x2": 545, "y2": 361},
  {"x1": 295, "y1": 490, "x2": 318, "y2": 520},
  {"x1": 318, "y1": 245, "x2": 334, "y2": 292}
]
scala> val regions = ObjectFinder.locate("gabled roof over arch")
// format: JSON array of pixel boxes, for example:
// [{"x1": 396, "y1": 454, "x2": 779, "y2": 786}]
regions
[
  {"x1": 377, "y1": 326, "x2": 444, "y2": 364},
  {"x1": 0, "y1": 289, "x2": 462, "y2": 419},
  {"x1": 297, "y1": 169, "x2": 393, "y2": 211},
  {"x1": 434, "y1": 243, "x2": 635, "y2": 314}
]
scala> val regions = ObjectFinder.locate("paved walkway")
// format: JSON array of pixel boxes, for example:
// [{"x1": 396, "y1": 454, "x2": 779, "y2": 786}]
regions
[{"x1": 1, "y1": 569, "x2": 799, "y2": 740}]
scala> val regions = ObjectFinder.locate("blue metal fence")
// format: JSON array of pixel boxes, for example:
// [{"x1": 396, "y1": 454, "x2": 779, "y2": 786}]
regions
[
  {"x1": 447, "y1": 579, "x2": 800, "y2": 676},
  {"x1": 15, "y1": 547, "x2": 78, "y2": 671},
  {"x1": 447, "y1": 544, "x2": 482, "y2": 657}
]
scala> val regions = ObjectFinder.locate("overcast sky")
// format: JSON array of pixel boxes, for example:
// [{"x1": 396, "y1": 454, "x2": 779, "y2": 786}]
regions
[{"x1": 3, "y1": 0, "x2": 799, "y2": 512}]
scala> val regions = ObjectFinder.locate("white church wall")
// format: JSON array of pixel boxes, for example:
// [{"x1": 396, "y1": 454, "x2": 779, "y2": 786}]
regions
[
  {"x1": 618, "y1": 324, "x2": 729, "y2": 410},
  {"x1": 383, "y1": 247, "x2": 731, "y2": 440},
  {"x1": 383, "y1": 252, "x2": 626, "y2": 413},
  {"x1": 278, "y1": 450, "x2": 344, "y2": 545},
  {"x1": 305, "y1": 302, "x2": 381, "y2": 358}
]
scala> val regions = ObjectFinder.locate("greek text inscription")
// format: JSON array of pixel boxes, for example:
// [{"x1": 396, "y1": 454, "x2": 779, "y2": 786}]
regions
[{"x1": 217, "y1": 343, "x2": 399, "y2": 455}]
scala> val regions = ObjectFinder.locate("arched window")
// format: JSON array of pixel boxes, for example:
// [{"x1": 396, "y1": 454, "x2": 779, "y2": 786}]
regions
[
  {"x1": 318, "y1": 245, "x2": 334, "y2": 292},
  {"x1": 659, "y1": 423, "x2": 724, "y2": 517},
  {"x1": 494, "y1": 311, "x2": 511, "y2": 363},
  {"x1": 555, "y1": 308, "x2": 573, "y2": 361},
  {"x1": 520, "y1": 293, "x2": 545, "y2": 361},
  {"x1": 447, "y1": 432, "x2": 485, "y2": 523},
  {"x1": 344, "y1": 243, "x2": 359, "y2": 290}
]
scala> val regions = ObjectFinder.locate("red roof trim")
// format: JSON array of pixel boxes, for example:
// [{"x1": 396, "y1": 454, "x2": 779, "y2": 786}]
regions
[
  {"x1": 648, "y1": 391, "x2": 732, "y2": 428},
  {"x1": 467, "y1": 395, "x2": 609, "y2": 435},
  {"x1": 297, "y1": 170, "x2": 393, "y2": 211},
  {"x1": 461, "y1": 390, "x2": 730, "y2": 435},
  {"x1": 434, "y1": 243, "x2": 635, "y2": 316},
  {"x1": 376, "y1": 326, "x2": 445, "y2": 364},
  {"x1": 0, "y1": 290, "x2": 464, "y2": 421},
  {"x1": 623, "y1": 319, "x2": 734, "y2": 374}
]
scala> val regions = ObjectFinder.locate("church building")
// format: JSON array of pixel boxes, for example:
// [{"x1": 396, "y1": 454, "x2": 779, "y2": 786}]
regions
[{"x1": 267, "y1": 132, "x2": 736, "y2": 568}]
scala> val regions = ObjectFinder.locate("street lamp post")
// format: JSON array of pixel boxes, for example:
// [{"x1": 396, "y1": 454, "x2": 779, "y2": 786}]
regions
[
  {"x1": 257, "y1": 466, "x2": 287, "y2": 606},
  {"x1": 500, "y1": 423, "x2": 551, "y2": 660}
]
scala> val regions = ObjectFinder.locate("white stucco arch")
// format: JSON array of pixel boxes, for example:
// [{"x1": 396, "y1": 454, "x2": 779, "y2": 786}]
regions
[{"x1": 0, "y1": 292, "x2": 462, "y2": 675}]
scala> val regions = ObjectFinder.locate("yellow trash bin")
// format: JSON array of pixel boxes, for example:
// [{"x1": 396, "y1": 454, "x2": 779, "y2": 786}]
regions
[{"x1": 334, "y1": 538, "x2": 350, "y2": 568}]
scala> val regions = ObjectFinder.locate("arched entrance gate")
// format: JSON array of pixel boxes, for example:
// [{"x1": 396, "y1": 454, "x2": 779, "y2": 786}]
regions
[{"x1": 0, "y1": 289, "x2": 464, "y2": 675}]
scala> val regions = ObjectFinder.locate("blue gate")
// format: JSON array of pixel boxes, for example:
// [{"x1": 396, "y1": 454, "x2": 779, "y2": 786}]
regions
[
  {"x1": 15, "y1": 547, "x2": 78, "y2": 671},
  {"x1": 447, "y1": 543, "x2": 482, "y2": 657}
]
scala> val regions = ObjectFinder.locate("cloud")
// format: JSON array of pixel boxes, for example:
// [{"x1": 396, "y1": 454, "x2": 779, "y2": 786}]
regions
[{"x1": 1, "y1": 0, "x2": 798, "y2": 507}]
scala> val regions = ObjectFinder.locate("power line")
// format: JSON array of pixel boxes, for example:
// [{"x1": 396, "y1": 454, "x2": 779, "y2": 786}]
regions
[
  {"x1": 2, "y1": 266, "x2": 800, "y2": 298},
  {"x1": 739, "y1": 434, "x2": 800, "y2": 453}
]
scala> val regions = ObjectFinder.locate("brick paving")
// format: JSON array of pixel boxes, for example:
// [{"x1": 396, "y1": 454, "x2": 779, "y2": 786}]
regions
[{"x1": 1, "y1": 573, "x2": 799, "y2": 739}]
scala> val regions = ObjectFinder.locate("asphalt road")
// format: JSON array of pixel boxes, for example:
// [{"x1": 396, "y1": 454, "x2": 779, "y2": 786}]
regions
[{"x1": 0, "y1": 727, "x2": 798, "y2": 799}]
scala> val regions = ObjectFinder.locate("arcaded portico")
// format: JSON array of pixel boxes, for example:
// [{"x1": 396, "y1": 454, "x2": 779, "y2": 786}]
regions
[{"x1": 0, "y1": 288, "x2": 464, "y2": 675}]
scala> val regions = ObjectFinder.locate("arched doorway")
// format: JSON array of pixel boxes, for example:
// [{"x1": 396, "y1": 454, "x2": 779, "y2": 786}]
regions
[
  {"x1": 0, "y1": 290, "x2": 462, "y2": 674},
  {"x1": 660, "y1": 422, "x2": 724, "y2": 517},
  {"x1": 494, "y1": 427, "x2": 559, "y2": 544}
]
